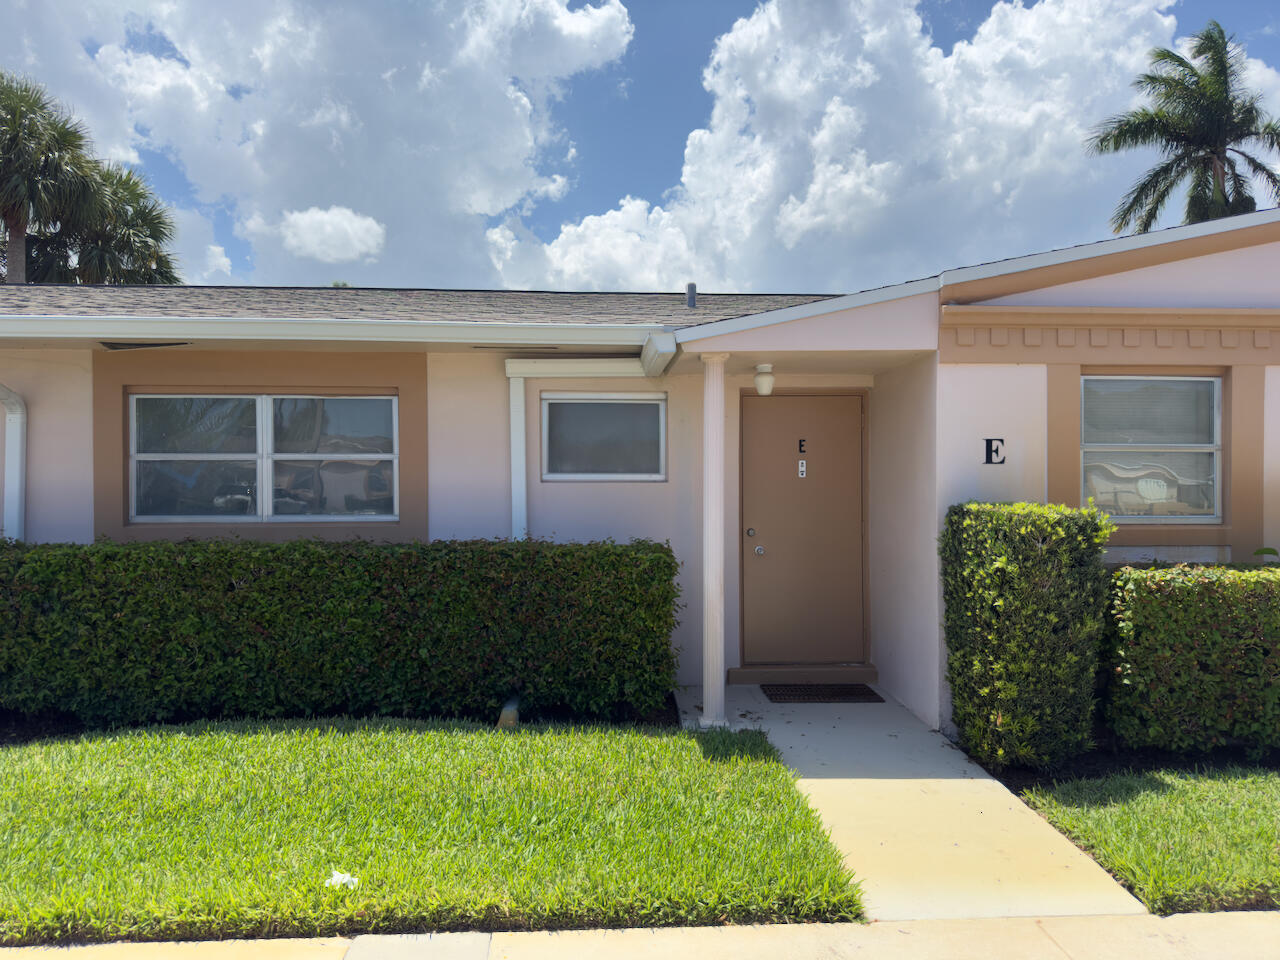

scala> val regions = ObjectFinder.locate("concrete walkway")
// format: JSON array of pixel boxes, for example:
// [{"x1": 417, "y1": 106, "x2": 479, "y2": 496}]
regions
[
  {"x1": 7, "y1": 915, "x2": 1280, "y2": 959},
  {"x1": 675, "y1": 684, "x2": 1146, "y2": 921}
]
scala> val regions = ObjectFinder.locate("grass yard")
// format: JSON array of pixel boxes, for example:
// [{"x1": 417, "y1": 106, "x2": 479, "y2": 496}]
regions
[
  {"x1": 0, "y1": 719, "x2": 860, "y2": 945},
  {"x1": 1024, "y1": 765, "x2": 1280, "y2": 914}
]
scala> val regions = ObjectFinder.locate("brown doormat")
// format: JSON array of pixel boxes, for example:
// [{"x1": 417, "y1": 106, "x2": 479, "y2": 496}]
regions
[{"x1": 760, "y1": 683, "x2": 884, "y2": 704}]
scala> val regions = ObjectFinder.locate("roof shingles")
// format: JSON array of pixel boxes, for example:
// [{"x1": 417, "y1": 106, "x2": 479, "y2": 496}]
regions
[{"x1": 0, "y1": 286, "x2": 835, "y2": 329}]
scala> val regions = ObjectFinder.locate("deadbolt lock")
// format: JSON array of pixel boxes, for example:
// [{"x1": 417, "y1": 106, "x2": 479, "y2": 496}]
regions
[{"x1": 746, "y1": 527, "x2": 756, "y2": 537}]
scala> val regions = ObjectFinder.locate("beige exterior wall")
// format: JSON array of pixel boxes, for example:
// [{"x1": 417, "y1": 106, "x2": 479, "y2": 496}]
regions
[
  {"x1": 0, "y1": 349, "x2": 95, "y2": 543},
  {"x1": 867, "y1": 355, "x2": 940, "y2": 727},
  {"x1": 426, "y1": 353, "x2": 511, "y2": 540}
]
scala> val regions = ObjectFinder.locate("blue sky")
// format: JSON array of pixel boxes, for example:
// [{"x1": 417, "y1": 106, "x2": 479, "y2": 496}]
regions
[
  {"x1": 529, "y1": 0, "x2": 1280, "y2": 245},
  {"x1": 5, "y1": 1, "x2": 1280, "y2": 290}
]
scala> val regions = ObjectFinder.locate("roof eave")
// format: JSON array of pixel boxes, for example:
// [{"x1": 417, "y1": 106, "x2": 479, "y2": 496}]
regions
[{"x1": 0, "y1": 315, "x2": 664, "y2": 348}]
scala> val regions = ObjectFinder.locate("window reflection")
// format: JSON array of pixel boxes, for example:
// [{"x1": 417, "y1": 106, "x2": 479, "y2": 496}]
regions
[
  {"x1": 136, "y1": 461, "x2": 258, "y2": 516},
  {"x1": 272, "y1": 460, "x2": 395, "y2": 516},
  {"x1": 1083, "y1": 452, "x2": 1215, "y2": 517}
]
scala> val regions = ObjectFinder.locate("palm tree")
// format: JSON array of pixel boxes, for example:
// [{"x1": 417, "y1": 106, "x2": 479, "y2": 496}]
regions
[
  {"x1": 0, "y1": 72, "x2": 100, "y2": 284},
  {"x1": 1089, "y1": 20, "x2": 1280, "y2": 233},
  {"x1": 33, "y1": 164, "x2": 180, "y2": 284}
]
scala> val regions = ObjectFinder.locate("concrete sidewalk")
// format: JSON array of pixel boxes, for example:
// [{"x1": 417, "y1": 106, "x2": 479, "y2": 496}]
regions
[
  {"x1": 676, "y1": 684, "x2": 1146, "y2": 921},
  {"x1": 6, "y1": 914, "x2": 1279, "y2": 960}
]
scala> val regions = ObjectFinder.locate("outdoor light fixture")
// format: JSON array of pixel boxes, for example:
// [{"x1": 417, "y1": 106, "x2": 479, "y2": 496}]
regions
[{"x1": 754, "y1": 363, "x2": 775, "y2": 396}]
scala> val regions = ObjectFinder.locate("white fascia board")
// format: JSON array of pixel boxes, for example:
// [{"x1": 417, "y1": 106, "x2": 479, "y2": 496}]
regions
[
  {"x1": 674, "y1": 277, "x2": 941, "y2": 343},
  {"x1": 940, "y1": 207, "x2": 1280, "y2": 289},
  {"x1": 0, "y1": 315, "x2": 659, "y2": 348},
  {"x1": 504, "y1": 357, "x2": 648, "y2": 378}
]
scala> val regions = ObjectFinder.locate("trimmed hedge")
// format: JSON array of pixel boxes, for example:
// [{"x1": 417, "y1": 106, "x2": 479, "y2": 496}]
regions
[
  {"x1": 940, "y1": 502, "x2": 1115, "y2": 770},
  {"x1": 1108, "y1": 564, "x2": 1280, "y2": 753},
  {"x1": 0, "y1": 538, "x2": 679, "y2": 726}
]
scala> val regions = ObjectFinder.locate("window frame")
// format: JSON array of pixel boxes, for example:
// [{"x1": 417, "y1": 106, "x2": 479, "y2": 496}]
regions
[
  {"x1": 129, "y1": 393, "x2": 400, "y2": 523},
  {"x1": 540, "y1": 392, "x2": 667, "y2": 482},
  {"x1": 1079, "y1": 374, "x2": 1222, "y2": 524}
]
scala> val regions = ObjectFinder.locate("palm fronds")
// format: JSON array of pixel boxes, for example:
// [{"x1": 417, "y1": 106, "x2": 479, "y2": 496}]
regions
[
  {"x1": 1, "y1": 72, "x2": 180, "y2": 284},
  {"x1": 1089, "y1": 20, "x2": 1280, "y2": 233}
]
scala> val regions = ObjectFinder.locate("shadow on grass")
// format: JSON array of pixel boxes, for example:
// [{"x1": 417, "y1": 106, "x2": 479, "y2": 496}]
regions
[
  {"x1": 1037, "y1": 762, "x2": 1280, "y2": 809},
  {"x1": 0, "y1": 689, "x2": 687, "y2": 750},
  {"x1": 694, "y1": 727, "x2": 780, "y2": 763},
  {"x1": 1, "y1": 711, "x2": 783, "y2": 762},
  {"x1": 1039, "y1": 769, "x2": 1173, "y2": 807}
]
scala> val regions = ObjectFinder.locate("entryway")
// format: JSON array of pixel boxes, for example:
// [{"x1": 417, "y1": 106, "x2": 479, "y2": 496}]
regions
[{"x1": 737, "y1": 394, "x2": 869, "y2": 677}]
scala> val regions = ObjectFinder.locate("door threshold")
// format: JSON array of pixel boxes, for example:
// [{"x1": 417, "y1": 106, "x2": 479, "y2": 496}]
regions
[{"x1": 727, "y1": 664, "x2": 878, "y2": 684}]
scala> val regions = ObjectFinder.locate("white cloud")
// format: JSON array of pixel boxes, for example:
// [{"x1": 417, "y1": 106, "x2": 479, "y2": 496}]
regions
[
  {"x1": 203, "y1": 245, "x2": 233, "y2": 278},
  {"x1": 275, "y1": 206, "x2": 387, "y2": 263},
  {"x1": 169, "y1": 207, "x2": 236, "y2": 283},
  {"x1": 1, "y1": 0, "x2": 634, "y2": 285},
  {"x1": 8, "y1": 0, "x2": 1278, "y2": 292},
  {"x1": 489, "y1": 0, "x2": 1194, "y2": 291}
]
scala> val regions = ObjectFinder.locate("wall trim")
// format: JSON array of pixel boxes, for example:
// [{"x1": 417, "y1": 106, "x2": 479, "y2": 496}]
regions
[
  {"x1": 940, "y1": 306, "x2": 1280, "y2": 363},
  {"x1": 942, "y1": 305, "x2": 1280, "y2": 328}
]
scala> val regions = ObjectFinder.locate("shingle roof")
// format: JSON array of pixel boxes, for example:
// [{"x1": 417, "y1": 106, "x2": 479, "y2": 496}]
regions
[{"x1": 0, "y1": 285, "x2": 835, "y2": 329}]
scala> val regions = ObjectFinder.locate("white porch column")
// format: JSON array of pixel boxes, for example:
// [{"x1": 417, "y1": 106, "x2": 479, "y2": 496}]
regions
[
  {"x1": 0, "y1": 384, "x2": 27, "y2": 542},
  {"x1": 508, "y1": 376, "x2": 527, "y2": 539},
  {"x1": 700, "y1": 352, "x2": 729, "y2": 727}
]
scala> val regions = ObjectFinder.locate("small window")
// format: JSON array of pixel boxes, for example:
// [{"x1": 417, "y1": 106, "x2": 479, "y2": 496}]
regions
[
  {"x1": 541, "y1": 393, "x2": 666, "y2": 481},
  {"x1": 1081, "y1": 376, "x2": 1220, "y2": 522},
  {"x1": 131, "y1": 395, "x2": 398, "y2": 522}
]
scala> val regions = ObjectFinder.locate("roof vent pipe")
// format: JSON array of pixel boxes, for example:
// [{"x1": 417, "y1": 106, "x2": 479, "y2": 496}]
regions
[
  {"x1": 0, "y1": 383, "x2": 26, "y2": 542},
  {"x1": 686, "y1": 282, "x2": 697, "y2": 308}
]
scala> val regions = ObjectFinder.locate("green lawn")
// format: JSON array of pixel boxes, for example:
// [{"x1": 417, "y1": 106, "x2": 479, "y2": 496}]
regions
[
  {"x1": 1024, "y1": 766, "x2": 1280, "y2": 914},
  {"x1": 0, "y1": 719, "x2": 860, "y2": 945}
]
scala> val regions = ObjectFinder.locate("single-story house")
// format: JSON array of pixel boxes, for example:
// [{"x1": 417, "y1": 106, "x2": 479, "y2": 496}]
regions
[{"x1": 2, "y1": 210, "x2": 1279, "y2": 730}]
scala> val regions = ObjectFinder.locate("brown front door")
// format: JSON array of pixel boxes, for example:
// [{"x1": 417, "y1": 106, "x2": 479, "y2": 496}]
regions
[{"x1": 741, "y1": 395, "x2": 865, "y2": 665}]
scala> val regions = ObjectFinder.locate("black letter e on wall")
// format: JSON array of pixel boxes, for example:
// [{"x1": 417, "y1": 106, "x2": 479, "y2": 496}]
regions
[{"x1": 984, "y1": 438, "x2": 1006, "y2": 465}]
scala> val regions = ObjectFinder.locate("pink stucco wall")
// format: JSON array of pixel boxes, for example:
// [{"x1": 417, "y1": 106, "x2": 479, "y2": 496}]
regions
[
  {"x1": 0, "y1": 349, "x2": 95, "y2": 542},
  {"x1": 867, "y1": 355, "x2": 941, "y2": 728},
  {"x1": 981, "y1": 240, "x2": 1280, "y2": 308},
  {"x1": 523, "y1": 374, "x2": 706, "y2": 683},
  {"x1": 426, "y1": 352, "x2": 512, "y2": 540},
  {"x1": 687, "y1": 291, "x2": 939, "y2": 352}
]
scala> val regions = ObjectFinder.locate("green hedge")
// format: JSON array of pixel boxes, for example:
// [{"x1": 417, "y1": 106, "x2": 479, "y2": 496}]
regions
[
  {"x1": 0, "y1": 538, "x2": 679, "y2": 726},
  {"x1": 940, "y1": 502, "x2": 1115, "y2": 770},
  {"x1": 1108, "y1": 564, "x2": 1280, "y2": 753}
]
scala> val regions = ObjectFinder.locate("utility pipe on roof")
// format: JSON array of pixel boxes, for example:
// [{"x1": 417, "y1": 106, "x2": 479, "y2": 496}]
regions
[{"x1": 0, "y1": 383, "x2": 26, "y2": 542}]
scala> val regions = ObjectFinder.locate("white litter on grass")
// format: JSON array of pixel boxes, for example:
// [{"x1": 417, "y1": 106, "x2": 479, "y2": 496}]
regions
[{"x1": 325, "y1": 869, "x2": 359, "y2": 889}]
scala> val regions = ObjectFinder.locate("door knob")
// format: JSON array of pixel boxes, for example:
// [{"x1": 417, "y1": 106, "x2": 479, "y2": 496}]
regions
[{"x1": 754, "y1": 545, "x2": 765, "y2": 556}]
